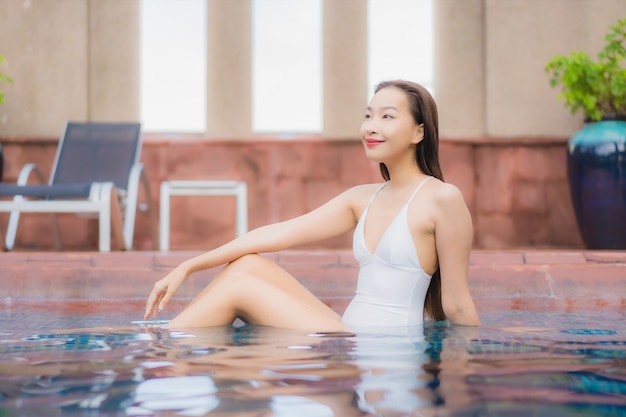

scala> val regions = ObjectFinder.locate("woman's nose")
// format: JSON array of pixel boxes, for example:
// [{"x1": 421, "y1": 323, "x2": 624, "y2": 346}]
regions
[{"x1": 362, "y1": 118, "x2": 377, "y2": 135}]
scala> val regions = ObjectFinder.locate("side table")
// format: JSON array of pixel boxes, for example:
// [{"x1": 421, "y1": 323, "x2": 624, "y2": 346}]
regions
[{"x1": 159, "y1": 180, "x2": 248, "y2": 251}]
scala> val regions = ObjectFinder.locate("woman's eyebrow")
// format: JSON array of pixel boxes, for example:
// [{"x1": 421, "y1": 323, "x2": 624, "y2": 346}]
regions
[{"x1": 366, "y1": 105, "x2": 399, "y2": 111}]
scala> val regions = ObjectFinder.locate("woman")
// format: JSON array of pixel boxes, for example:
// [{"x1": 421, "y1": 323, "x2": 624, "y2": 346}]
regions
[{"x1": 144, "y1": 80, "x2": 480, "y2": 330}]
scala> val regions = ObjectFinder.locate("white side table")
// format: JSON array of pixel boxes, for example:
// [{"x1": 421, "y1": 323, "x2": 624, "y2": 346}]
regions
[{"x1": 159, "y1": 180, "x2": 248, "y2": 251}]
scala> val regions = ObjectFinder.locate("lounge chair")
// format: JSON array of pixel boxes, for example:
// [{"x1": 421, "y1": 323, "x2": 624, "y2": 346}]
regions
[{"x1": 0, "y1": 122, "x2": 155, "y2": 251}]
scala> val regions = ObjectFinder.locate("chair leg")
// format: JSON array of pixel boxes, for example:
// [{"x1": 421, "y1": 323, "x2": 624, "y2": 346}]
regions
[
  {"x1": 50, "y1": 213, "x2": 62, "y2": 251},
  {"x1": 5, "y1": 198, "x2": 23, "y2": 251},
  {"x1": 142, "y1": 169, "x2": 158, "y2": 249},
  {"x1": 159, "y1": 182, "x2": 171, "y2": 252},
  {"x1": 97, "y1": 185, "x2": 111, "y2": 252},
  {"x1": 4, "y1": 163, "x2": 50, "y2": 251},
  {"x1": 124, "y1": 164, "x2": 156, "y2": 250},
  {"x1": 95, "y1": 182, "x2": 125, "y2": 252},
  {"x1": 5, "y1": 210, "x2": 63, "y2": 251},
  {"x1": 108, "y1": 184, "x2": 125, "y2": 251}
]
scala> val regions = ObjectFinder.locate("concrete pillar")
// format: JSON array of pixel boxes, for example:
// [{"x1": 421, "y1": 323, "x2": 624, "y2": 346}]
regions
[
  {"x1": 205, "y1": 0, "x2": 252, "y2": 137},
  {"x1": 322, "y1": 0, "x2": 368, "y2": 139},
  {"x1": 0, "y1": 0, "x2": 140, "y2": 137},
  {"x1": 88, "y1": 0, "x2": 140, "y2": 122},
  {"x1": 486, "y1": 0, "x2": 581, "y2": 137},
  {"x1": 485, "y1": 0, "x2": 626, "y2": 137},
  {"x1": 0, "y1": 0, "x2": 89, "y2": 137},
  {"x1": 434, "y1": 0, "x2": 486, "y2": 139}
]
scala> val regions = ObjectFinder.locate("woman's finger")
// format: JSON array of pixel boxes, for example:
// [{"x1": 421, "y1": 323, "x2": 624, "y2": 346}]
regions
[
  {"x1": 145, "y1": 284, "x2": 165, "y2": 319},
  {"x1": 158, "y1": 287, "x2": 176, "y2": 312}
]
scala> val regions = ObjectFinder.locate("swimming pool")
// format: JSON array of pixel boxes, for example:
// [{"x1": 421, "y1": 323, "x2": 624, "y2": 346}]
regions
[{"x1": 1, "y1": 301, "x2": 625, "y2": 416}]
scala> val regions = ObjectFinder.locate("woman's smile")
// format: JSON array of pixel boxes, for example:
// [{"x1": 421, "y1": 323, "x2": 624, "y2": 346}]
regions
[{"x1": 365, "y1": 138, "x2": 385, "y2": 147}]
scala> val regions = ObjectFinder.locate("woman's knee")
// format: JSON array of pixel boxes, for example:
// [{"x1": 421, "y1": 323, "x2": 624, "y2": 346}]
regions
[
  {"x1": 225, "y1": 253, "x2": 278, "y2": 276},
  {"x1": 225, "y1": 253, "x2": 274, "y2": 275},
  {"x1": 214, "y1": 254, "x2": 275, "y2": 288},
  {"x1": 219, "y1": 253, "x2": 305, "y2": 298}
]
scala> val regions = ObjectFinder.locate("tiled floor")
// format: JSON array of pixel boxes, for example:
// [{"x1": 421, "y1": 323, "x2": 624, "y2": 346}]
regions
[{"x1": 1, "y1": 249, "x2": 625, "y2": 314}]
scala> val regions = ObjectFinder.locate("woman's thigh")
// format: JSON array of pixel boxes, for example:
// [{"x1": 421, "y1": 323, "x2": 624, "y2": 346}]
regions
[{"x1": 169, "y1": 254, "x2": 346, "y2": 331}]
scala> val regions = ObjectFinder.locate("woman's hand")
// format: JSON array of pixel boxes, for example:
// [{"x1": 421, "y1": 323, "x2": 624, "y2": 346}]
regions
[{"x1": 144, "y1": 264, "x2": 189, "y2": 320}]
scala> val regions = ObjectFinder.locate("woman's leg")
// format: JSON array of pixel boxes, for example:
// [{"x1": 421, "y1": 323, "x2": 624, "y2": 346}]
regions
[{"x1": 167, "y1": 254, "x2": 346, "y2": 331}]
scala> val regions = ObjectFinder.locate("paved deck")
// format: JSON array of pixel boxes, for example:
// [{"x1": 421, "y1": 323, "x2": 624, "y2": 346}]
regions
[{"x1": 1, "y1": 250, "x2": 625, "y2": 314}]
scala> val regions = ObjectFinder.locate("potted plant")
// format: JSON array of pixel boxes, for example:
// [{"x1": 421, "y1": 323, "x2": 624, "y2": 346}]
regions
[
  {"x1": 0, "y1": 54, "x2": 12, "y2": 182},
  {"x1": 545, "y1": 17, "x2": 626, "y2": 249}
]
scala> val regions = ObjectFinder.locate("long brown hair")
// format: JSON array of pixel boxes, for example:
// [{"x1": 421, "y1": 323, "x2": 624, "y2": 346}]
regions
[{"x1": 374, "y1": 80, "x2": 446, "y2": 322}]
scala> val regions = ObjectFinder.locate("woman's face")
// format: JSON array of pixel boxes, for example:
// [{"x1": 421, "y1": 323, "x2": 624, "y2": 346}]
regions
[{"x1": 360, "y1": 86, "x2": 424, "y2": 163}]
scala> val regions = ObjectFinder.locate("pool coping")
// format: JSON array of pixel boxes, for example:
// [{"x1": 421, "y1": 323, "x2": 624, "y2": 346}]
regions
[{"x1": 1, "y1": 250, "x2": 625, "y2": 314}]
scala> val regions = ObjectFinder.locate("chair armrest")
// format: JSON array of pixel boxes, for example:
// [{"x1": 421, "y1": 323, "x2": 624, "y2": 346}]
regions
[{"x1": 16, "y1": 163, "x2": 47, "y2": 186}]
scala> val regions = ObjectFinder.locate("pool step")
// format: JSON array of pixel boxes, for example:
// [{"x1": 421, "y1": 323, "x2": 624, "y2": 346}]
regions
[{"x1": 1, "y1": 250, "x2": 625, "y2": 313}]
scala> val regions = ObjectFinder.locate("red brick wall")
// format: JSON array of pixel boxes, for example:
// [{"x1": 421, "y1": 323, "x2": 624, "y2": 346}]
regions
[
  {"x1": 0, "y1": 135, "x2": 583, "y2": 251},
  {"x1": 440, "y1": 138, "x2": 582, "y2": 248}
]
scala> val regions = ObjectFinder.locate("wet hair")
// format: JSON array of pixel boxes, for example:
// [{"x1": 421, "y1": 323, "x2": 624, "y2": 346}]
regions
[{"x1": 374, "y1": 80, "x2": 446, "y2": 322}]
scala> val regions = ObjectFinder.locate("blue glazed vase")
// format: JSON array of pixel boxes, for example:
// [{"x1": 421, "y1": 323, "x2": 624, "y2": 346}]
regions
[{"x1": 567, "y1": 116, "x2": 626, "y2": 249}]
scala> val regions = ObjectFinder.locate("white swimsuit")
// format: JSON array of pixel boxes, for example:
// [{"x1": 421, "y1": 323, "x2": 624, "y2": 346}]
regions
[{"x1": 342, "y1": 177, "x2": 433, "y2": 329}]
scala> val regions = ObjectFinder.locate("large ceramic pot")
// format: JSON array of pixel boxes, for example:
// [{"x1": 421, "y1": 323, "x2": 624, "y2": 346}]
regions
[{"x1": 567, "y1": 115, "x2": 626, "y2": 249}]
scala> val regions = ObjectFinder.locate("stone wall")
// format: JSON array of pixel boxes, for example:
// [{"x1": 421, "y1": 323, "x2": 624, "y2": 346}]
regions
[{"x1": 0, "y1": 135, "x2": 582, "y2": 251}]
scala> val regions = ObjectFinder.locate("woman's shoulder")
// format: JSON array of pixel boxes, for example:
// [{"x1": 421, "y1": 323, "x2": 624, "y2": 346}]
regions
[
  {"x1": 429, "y1": 178, "x2": 464, "y2": 200},
  {"x1": 344, "y1": 183, "x2": 386, "y2": 197},
  {"x1": 426, "y1": 179, "x2": 469, "y2": 215},
  {"x1": 341, "y1": 183, "x2": 386, "y2": 207}
]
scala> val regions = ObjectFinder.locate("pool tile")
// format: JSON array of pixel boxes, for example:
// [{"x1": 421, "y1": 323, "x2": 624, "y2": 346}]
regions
[
  {"x1": 470, "y1": 251, "x2": 524, "y2": 265},
  {"x1": 468, "y1": 265, "x2": 553, "y2": 298},
  {"x1": 1, "y1": 250, "x2": 625, "y2": 307},
  {"x1": 91, "y1": 252, "x2": 156, "y2": 269},
  {"x1": 0, "y1": 252, "x2": 31, "y2": 268},
  {"x1": 583, "y1": 251, "x2": 626, "y2": 264},
  {"x1": 25, "y1": 252, "x2": 94, "y2": 265},
  {"x1": 154, "y1": 251, "x2": 203, "y2": 268},
  {"x1": 523, "y1": 251, "x2": 587, "y2": 264},
  {"x1": 547, "y1": 264, "x2": 626, "y2": 298}
]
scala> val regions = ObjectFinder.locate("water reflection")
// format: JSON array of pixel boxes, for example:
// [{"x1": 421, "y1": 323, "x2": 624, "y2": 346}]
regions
[{"x1": 0, "y1": 312, "x2": 625, "y2": 416}]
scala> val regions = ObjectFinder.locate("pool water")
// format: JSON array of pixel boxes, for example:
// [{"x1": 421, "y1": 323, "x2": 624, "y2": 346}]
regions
[{"x1": 0, "y1": 302, "x2": 625, "y2": 416}]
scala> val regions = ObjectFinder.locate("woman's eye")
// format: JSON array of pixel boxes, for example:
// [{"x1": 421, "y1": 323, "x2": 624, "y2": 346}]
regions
[
  {"x1": 383, "y1": 114, "x2": 393, "y2": 119},
  {"x1": 364, "y1": 114, "x2": 371, "y2": 119}
]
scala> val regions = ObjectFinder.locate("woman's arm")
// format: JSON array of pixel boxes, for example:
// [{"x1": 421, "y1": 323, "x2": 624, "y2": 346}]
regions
[
  {"x1": 433, "y1": 183, "x2": 480, "y2": 326},
  {"x1": 144, "y1": 186, "x2": 361, "y2": 319}
]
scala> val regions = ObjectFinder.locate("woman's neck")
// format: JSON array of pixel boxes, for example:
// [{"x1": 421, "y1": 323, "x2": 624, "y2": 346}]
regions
[{"x1": 385, "y1": 160, "x2": 426, "y2": 188}]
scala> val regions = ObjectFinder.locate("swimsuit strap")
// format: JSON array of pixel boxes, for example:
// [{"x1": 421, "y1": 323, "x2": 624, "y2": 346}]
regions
[
  {"x1": 366, "y1": 177, "x2": 431, "y2": 212},
  {"x1": 365, "y1": 182, "x2": 388, "y2": 210},
  {"x1": 405, "y1": 176, "x2": 432, "y2": 207}
]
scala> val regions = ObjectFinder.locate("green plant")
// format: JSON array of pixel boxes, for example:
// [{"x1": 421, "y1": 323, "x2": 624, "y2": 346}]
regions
[
  {"x1": 0, "y1": 54, "x2": 12, "y2": 105},
  {"x1": 546, "y1": 18, "x2": 626, "y2": 121}
]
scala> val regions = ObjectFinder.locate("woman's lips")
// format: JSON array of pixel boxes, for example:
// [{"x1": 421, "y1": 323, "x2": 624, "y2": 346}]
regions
[{"x1": 365, "y1": 138, "x2": 384, "y2": 147}]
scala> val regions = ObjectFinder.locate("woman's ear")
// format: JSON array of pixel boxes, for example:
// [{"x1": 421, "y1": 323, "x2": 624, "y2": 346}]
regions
[{"x1": 411, "y1": 123, "x2": 425, "y2": 145}]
